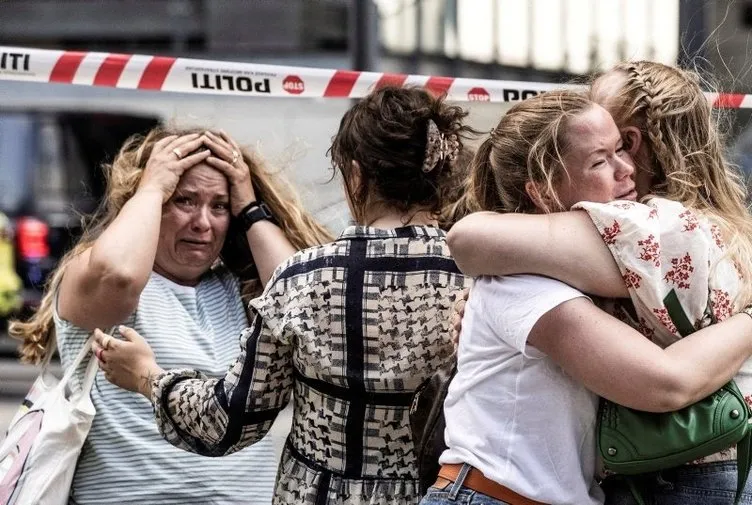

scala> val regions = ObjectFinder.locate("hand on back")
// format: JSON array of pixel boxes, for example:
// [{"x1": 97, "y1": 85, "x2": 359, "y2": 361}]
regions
[{"x1": 451, "y1": 288, "x2": 470, "y2": 347}]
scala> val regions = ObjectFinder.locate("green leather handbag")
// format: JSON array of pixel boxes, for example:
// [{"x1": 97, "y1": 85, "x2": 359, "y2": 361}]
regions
[{"x1": 597, "y1": 290, "x2": 752, "y2": 505}]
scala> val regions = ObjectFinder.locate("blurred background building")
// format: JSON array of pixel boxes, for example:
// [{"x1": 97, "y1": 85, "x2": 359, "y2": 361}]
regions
[
  {"x1": 1, "y1": 0, "x2": 751, "y2": 427},
  {"x1": 0, "y1": 1, "x2": 739, "y2": 80},
  {"x1": 2, "y1": 1, "x2": 749, "y2": 92}
]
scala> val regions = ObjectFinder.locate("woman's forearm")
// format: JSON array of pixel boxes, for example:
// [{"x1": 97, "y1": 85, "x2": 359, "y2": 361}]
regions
[
  {"x1": 150, "y1": 320, "x2": 291, "y2": 456},
  {"x1": 662, "y1": 312, "x2": 752, "y2": 408},
  {"x1": 532, "y1": 298, "x2": 752, "y2": 413},
  {"x1": 245, "y1": 220, "x2": 296, "y2": 286},
  {"x1": 448, "y1": 211, "x2": 627, "y2": 297}
]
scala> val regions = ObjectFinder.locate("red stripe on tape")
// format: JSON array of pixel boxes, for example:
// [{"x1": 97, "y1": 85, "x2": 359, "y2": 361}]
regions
[
  {"x1": 49, "y1": 51, "x2": 86, "y2": 83},
  {"x1": 93, "y1": 54, "x2": 132, "y2": 87},
  {"x1": 425, "y1": 76, "x2": 454, "y2": 96},
  {"x1": 137, "y1": 56, "x2": 176, "y2": 90},
  {"x1": 324, "y1": 70, "x2": 360, "y2": 97},
  {"x1": 375, "y1": 73, "x2": 407, "y2": 89},
  {"x1": 16, "y1": 46, "x2": 752, "y2": 107},
  {"x1": 713, "y1": 93, "x2": 745, "y2": 109}
]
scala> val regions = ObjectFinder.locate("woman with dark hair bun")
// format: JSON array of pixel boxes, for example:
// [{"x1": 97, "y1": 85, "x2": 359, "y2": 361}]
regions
[{"x1": 97, "y1": 86, "x2": 474, "y2": 505}]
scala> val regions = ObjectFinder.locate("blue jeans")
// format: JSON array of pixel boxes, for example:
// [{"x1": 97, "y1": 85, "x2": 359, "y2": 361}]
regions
[
  {"x1": 603, "y1": 462, "x2": 752, "y2": 505},
  {"x1": 419, "y1": 464, "x2": 512, "y2": 505}
]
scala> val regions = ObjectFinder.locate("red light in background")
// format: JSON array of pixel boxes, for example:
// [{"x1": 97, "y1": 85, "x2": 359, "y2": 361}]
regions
[{"x1": 16, "y1": 217, "x2": 50, "y2": 260}]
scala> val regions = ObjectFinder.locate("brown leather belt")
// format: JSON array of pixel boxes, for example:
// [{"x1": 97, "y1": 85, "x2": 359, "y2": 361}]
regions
[{"x1": 435, "y1": 464, "x2": 547, "y2": 505}]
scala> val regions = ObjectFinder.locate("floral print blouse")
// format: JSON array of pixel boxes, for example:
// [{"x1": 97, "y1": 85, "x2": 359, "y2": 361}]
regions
[{"x1": 575, "y1": 197, "x2": 749, "y2": 463}]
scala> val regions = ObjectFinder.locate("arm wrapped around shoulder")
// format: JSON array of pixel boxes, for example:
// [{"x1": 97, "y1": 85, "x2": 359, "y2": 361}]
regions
[{"x1": 574, "y1": 197, "x2": 740, "y2": 347}]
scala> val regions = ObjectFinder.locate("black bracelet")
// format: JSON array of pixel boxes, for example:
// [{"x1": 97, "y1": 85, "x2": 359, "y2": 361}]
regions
[
  {"x1": 234, "y1": 200, "x2": 261, "y2": 219},
  {"x1": 236, "y1": 200, "x2": 277, "y2": 232}
]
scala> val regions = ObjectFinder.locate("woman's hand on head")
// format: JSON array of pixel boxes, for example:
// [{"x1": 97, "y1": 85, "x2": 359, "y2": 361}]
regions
[
  {"x1": 201, "y1": 130, "x2": 257, "y2": 216},
  {"x1": 93, "y1": 326, "x2": 164, "y2": 398},
  {"x1": 138, "y1": 133, "x2": 210, "y2": 203}
]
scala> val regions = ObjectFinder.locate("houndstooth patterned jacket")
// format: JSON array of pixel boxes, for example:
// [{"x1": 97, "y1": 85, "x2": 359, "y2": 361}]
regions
[{"x1": 151, "y1": 225, "x2": 471, "y2": 504}]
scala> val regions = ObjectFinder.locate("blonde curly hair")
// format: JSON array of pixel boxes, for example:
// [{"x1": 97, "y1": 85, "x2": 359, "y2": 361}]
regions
[
  {"x1": 592, "y1": 61, "x2": 752, "y2": 308},
  {"x1": 10, "y1": 126, "x2": 333, "y2": 364}
]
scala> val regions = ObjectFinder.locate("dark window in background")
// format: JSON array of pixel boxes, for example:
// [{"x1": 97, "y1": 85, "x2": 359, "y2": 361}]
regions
[
  {"x1": 62, "y1": 113, "x2": 161, "y2": 205},
  {"x1": 0, "y1": 111, "x2": 159, "y2": 219},
  {"x1": 743, "y1": 3, "x2": 752, "y2": 28},
  {"x1": 0, "y1": 111, "x2": 159, "y2": 350}
]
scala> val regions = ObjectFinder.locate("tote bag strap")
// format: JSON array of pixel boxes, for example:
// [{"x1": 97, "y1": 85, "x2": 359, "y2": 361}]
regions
[
  {"x1": 39, "y1": 338, "x2": 56, "y2": 371},
  {"x1": 77, "y1": 347, "x2": 99, "y2": 397},
  {"x1": 56, "y1": 330, "x2": 107, "y2": 397},
  {"x1": 28, "y1": 338, "x2": 59, "y2": 392},
  {"x1": 37, "y1": 289, "x2": 62, "y2": 372}
]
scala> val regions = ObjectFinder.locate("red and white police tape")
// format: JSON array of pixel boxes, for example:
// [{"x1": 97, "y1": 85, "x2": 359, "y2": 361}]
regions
[{"x1": 1, "y1": 46, "x2": 751, "y2": 108}]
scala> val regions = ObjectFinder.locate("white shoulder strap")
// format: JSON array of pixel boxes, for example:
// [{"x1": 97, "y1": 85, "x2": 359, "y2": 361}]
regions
[{"x1": 56, "y1": 326, "x2": 115, "y2": 395}]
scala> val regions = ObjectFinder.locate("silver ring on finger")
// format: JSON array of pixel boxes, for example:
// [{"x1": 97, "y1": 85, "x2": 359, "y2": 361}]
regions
[
  {"x1": 231, "y1": 150, "x2": 239, "y2": 166},
  {"x1": 173, "y1": 148, "x2": 183, "y2": 160}
]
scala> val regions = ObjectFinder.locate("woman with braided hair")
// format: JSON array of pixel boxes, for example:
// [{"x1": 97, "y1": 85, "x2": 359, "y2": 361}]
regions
[
  {"x1": 448, "y1": 62, "x2": 752, "y2": 503},
  {"x1": 93, "y1": 86, "x2": 474, "y2": 504}
]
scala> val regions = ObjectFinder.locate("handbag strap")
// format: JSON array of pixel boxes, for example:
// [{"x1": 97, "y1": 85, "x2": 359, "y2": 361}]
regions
[
  {"x1": 626, "y1": 438, "x2": 751, "y2": 505},
  {"x1": 664, "y1": 289, "x2": 751, "y2": 503},
  {"x1": 662, "y1": 290, "x2": 696, "y2": 337},
  {"x1": 627, "y1": 478, "x2": 646, "y2": 505},
  {"x1": 735, "y1": 429, "x2": 752, "y2": 504}
]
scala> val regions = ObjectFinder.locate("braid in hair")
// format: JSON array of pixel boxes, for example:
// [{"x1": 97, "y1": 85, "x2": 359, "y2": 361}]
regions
[
  {"x1": 599, "y1": 60, "x2": 752, "y2": 308},
  {"x1": 626, "y1": 63, "x2": 675, "y2": 185}
]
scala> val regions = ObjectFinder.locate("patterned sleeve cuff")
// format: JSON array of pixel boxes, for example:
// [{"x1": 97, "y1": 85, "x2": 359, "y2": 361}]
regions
[{"x1": 151, "y1": 368, "x2": 209, "y2": 452}]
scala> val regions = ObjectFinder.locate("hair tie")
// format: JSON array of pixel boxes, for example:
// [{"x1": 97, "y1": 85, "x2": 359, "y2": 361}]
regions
[{"x1": 422, "y1": 119, "x2": 460, "y2": 173}]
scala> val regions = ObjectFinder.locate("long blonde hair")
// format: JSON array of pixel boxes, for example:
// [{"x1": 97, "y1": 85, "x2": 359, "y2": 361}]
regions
[
  {"x1": 469, "y1": 90, "x2": 595, "y2": 214},
  {"x1": 594, "y1": 61, "x2": 752, "y2": 307},
  {"x1": 10, "y1": 126, "x2": 333, "y2": 364}
]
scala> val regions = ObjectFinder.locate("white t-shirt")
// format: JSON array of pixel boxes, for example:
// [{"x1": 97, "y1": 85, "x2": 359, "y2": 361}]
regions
[{"x1": 440, "y1": 274, "x2": 604, "y2": 505}]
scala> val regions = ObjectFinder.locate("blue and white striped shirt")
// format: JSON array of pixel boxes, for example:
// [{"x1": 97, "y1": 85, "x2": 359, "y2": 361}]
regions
[{"x1": 56, "y1": 269, "x2": 277, "y2": 505}]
